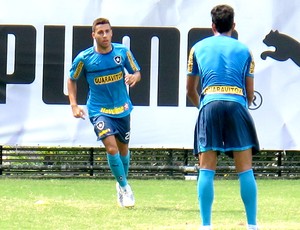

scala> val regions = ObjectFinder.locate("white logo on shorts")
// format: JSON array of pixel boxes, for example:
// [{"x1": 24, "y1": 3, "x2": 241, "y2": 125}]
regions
[{"x1": 96, "y1": 121, "x2": 105, "y2": 130}]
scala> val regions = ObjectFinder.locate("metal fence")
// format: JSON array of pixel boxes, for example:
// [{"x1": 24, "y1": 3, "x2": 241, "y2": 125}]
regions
[{"x1": 0, "y1": 146, "x2": 299, "y2": 179}]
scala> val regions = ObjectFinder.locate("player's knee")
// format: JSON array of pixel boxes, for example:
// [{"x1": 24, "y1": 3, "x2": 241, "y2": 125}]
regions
[{"x1": 105, "y1": 145, "x2": 119, "y2": 154}]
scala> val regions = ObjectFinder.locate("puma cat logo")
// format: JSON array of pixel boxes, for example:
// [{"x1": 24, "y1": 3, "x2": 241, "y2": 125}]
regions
[{"x1": 261, "y1": 30, "x2": 300, "y2": 67}]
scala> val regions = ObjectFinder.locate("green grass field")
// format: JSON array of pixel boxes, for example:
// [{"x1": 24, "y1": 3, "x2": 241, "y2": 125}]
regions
[{"x1": 0, "y1": 179, "x2": 299, "y2": 230}]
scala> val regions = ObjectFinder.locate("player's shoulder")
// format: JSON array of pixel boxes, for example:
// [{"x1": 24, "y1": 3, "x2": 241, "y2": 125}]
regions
[
  {"x1": 193, "y1": 36, "x2": 215, "y2": 48},
  {"x1": 233, "y1": 38, "x2": 248, "y2": 48},
  {"x1": 220, "y1": 36, "x2": 250, "y2": 54},
  {"x1": 233, "y1": 39, "x2": 251, "y2": 54},
  {"x1": 112, "y1": 43, "x2": 129, "y2": 51},
  {"x1": 77, "y1": 46, "x2": 95, "y2": 59}
]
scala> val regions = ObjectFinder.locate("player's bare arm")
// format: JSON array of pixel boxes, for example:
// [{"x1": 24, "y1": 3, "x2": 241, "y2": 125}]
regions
[
  {"x1": 186, "y1": 75, "x2": 200, "y2": 108},
  {"x1": 245, "y1": 76, "x2": 254, "y2": 107},
  {"x1": 67, "y1": 78, "x2": 86, "y2": 119}
]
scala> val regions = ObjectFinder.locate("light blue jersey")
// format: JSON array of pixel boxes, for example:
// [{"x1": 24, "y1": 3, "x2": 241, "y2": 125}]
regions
[
  {"x1": 187, "y1": 35, "x2": 259, "y2": 156},
  {"x1": 187, "y1": 35, "x2": 254, "y2": 110},
  {"x1": 70, "y1": 43, "x2": 140, "y2": 118}
]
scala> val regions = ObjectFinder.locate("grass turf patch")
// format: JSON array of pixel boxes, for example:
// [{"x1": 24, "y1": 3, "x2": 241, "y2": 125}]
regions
[{"x1": 0, "y1": 179, "x2": 299, "y2": 229}]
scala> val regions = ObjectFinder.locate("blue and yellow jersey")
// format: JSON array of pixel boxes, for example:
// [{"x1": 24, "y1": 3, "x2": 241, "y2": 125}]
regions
[
  {"x1": 70, "y1": 43, "x2": 140, "y2": 118},
  {"x1": 187, "y1": 35, "x2": 254, "y2": 109}
]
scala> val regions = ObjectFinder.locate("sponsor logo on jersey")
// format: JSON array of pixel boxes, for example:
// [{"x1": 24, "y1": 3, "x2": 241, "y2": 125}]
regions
[
  {"x1": 202, "y1": 86, "x2": 243, "y2": 95},
  {"x1": 94, "y1": 71, "x2": 123, "y2": 84},
  {"x1": 100, "y1": 103, "x2": 129, "y2": 115}
]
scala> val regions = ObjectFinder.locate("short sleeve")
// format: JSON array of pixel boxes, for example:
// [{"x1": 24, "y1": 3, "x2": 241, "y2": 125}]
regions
[
  {"x1": 124, "y1": 49, "x2": 141, "y2": 74},
  {"x1": 246, "y1": 51, "x2": 255, "y2": 78},
  {"x1": 69, "y1": 53, "x2": 85, "y2": 80},
  {"x1": 187, "y1": 47, "x2": 199, "y2": 76}
]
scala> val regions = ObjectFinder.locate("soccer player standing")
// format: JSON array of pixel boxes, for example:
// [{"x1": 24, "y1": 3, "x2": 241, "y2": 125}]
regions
[
  {"x1": 186, "y1": 5, "x2": 260, "y2": 230},
  {"x1": 68, "y1": 18, "x2": 141, "y2": 208}
]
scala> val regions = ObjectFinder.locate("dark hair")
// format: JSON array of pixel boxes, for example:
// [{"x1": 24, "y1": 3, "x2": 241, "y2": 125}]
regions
[
  {"x1": 211, "y1": 5, "x2": 234, "y2": 33},
  {"x1": 92, "y1": 18, "x2": 111, "y2": 32}
]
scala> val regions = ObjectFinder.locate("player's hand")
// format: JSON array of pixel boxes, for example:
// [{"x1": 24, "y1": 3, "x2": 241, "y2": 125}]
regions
[
  {"x1": 125, "y1": 73, "x2": 139, "y2": 87},
  {"x1": 71, "y1": 105, "x2": 86, "y2": 120}
]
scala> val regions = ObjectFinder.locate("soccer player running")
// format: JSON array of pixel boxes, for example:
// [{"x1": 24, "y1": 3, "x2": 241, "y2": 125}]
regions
[
  {"x1": 186, "y1": 5, "x2": 259, "y2": 230},
  {"x1": 68, "y1": 18, "x2": 141, "y2": 208}
]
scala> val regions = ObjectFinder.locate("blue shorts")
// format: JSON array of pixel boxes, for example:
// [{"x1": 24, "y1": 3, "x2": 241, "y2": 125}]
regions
[
  {"x1": 193, "y1": 101, "x2": 259, "y2": 158},
  {"x1": 90, "y1": 115, "x2": 131, "y2": 143}
]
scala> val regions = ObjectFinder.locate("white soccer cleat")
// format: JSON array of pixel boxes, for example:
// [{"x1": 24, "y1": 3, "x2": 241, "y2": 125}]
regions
[
  {"x1": 122, "y1": 184, "x2": 135, "y2": 208},
  {"x1": 199, "y1": 226, "x2": 212, "y2": 230},
  {"x1": 116, "y1": 182, "x2": 123, "y2": 207}
]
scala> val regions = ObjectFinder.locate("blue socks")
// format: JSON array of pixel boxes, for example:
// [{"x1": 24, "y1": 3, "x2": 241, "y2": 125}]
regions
[
  {"x1": 197, "y1": 168, "x2": 257, "y2": 227},
  {"x1": 107, "y1": 152, "x2": 127, "y2": 187},
  {"x1": 238, "y1": 169, "x2": 257, "y2": 226},
  {"x1": 197, "y1": 169, "x2": 215, "y2": 226},
  {"x1": 120, "y1": 151, "x2": 130, "y2": 177}
]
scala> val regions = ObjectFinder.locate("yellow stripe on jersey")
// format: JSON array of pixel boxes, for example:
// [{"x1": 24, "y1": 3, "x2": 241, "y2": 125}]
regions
[
  {"x1": 126, "y1": 51, "x2": 138, "y2": 72},
  {"x1": 73, "y1": 61, "x2": 84, "y2": 79},
  {"x1": 249, "y1": 52, "x2": 255, "y2": 75},
  {"x1": 187, "y1": 47, "x2": 195, "y2": 73}
]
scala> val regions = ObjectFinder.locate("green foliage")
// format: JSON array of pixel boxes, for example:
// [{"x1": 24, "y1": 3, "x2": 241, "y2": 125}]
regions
[{"x1": 1, "y1": 147, "x2": 299, "y2": 178}]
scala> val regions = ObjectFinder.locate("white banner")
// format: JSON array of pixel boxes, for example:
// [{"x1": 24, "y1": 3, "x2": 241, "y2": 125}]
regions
[{"x1": 1, "y1": 0, "x2": 300, "y2": 150}]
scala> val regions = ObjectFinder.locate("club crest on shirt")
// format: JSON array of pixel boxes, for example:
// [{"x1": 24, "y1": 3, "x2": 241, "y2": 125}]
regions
[{"x1": 114, "y1": 56, "x2": 122, "y2": 64}]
